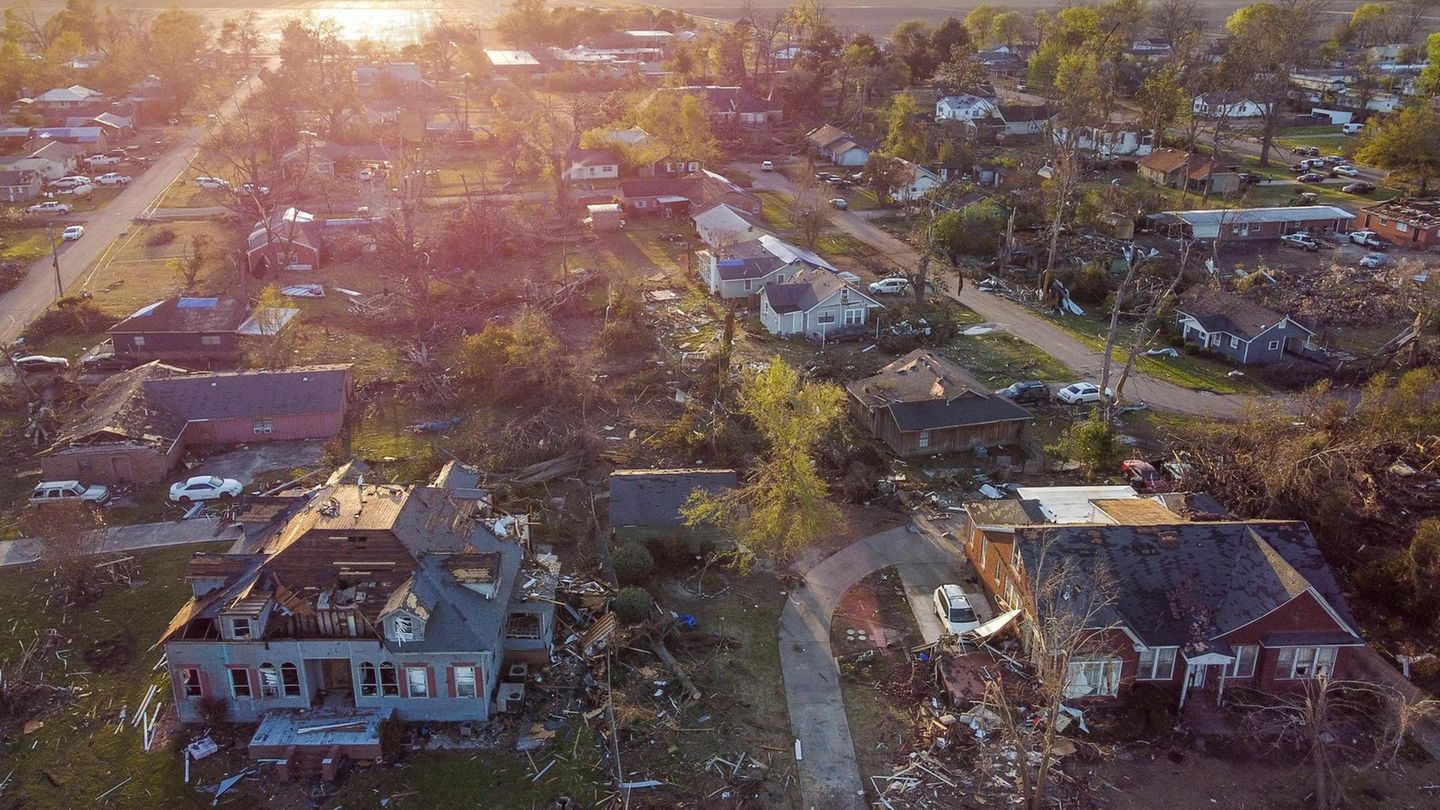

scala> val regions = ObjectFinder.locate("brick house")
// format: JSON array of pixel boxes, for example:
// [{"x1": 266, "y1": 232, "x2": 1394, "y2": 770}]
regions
[
  {"x1": 620, "y1": 170, "x2": 761, "y2": 219},
  {"x1": 1175, "y1": 286, "x2": 1315, "y2": 364},
  {"x1": 1149, "y1": 205, "x2": 1353, "y2": 241},
  {"x1": 1354, "y1": 199, "x2": 1440, "y2": 250},
  {"x1": 845, "y1": 349, "x2": 1033, "y2": 456},
  {"x1": 41, "y1": 362, "x2": 351, "y2": 484},
  {"x1": 106, "y1": 296, "x2": 296, "y2": 364},
  {"x1": 247, "y1": 208, "x2": 326, "y2": 275},
  {"x1": 159, "y1": 461, "x2": 558, "y2": 733},
  {"x1": 953, "y1": 491, "x2": 1363, "y2": 707}
]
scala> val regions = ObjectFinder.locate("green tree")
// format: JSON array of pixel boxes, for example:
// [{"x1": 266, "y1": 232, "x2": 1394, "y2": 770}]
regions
[
  {"x1": 862, "y1": 153, "x2": 908, "y2": 201},
  {"x1": 965, "y1": 5, "x2": 1000, "y2": 46},
  {"x1": 1355, "y1": 105, "x2": 1440, "y2": 194},
  {"x1": 149, "y1": 6, "x2": 210, "y2": 112},
  {"x1": 1047, "y1": 410, "x2": 1123, "y2": 474},
  {"x1": 1223, "y1": 0, "x2": 1325, "y2": 165},
  {"x1": 935, "y1": 51, "x2": 987, "y2": 95},
  {"x1": 1135, "y1": 63, "x2": 1187, "y2": 141},
  {"x1": 889, "y1": 19, "x2": 937, "y2": 81},
  {"x1": 1419, "y1": 32, "x2": 1440, "y2": 97},
  {"x1": 881, "y1": 92, "x2": 925, "y2": 162},
  {"x1": 682, "y1": 359, "x2": 845, "y2": 566},
  {"x1": 935, "y1": 200, "x2": 1007, "y2": 258},
  {"x1": 929, "y1": 16, "x2": 971, "y2": 62},
  {"x1": 988, "y1": 12, "x2": 1029, "y2": 48}
]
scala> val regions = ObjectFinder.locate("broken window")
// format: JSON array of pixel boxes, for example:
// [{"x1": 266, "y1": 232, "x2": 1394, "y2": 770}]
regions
[
  {"x1": 1276, "y1": 646, "x2": 1336, "y2": 679},
  {"x1": 252, "y1": 417, "x2": 274, "y2": 435},
  {"x1": 1064, "y1": 659, "x2": 1121, "y2": 698},
  {"x1": 392, "y1": 615, "x2": 414, "y2": 642},
  {"x1": 181, "y1": 667, "x2": 203, "y2": 697},
  {"x1": 1228, "y1": 645, "x2": 1258, "y2": 678},
  {"x1": 455, "y1": 665, "x2": 477, "y2": 698},
  {"x1": 506, "y1": 612, "x2": 542, "y2": 640},
  {"x1": 407, "y1": 666, "x2": 429, "y2": 698},
  {"x1": 281, "y1": 662, "x2": 301, "y2": 697},
  {"x1": 231, "y1": 618, "x2": 253, "y2": 639},
  {"x1": 1137, "y1": 647, "x2": 1176, "y2": 680},
  {"x1": 229, "y1": 667, "x2": 252, "y2": 699},
  {"x1": 379, "y1": 662, "x2": 400, "y2": 696},
  {"x1": 359, "y1": 662, "x2": 379, "y2": 697},
  {"x1": 259, "y1": 663, "x2": 280, "y2": 697}
]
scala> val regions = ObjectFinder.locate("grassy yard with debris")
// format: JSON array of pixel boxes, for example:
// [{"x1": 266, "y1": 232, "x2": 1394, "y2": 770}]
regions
[
  {"x1": 0, "y1": 544, "x2": 232, "y2": 808},
  {"x1": 1043, "y1": 310, "x2": 1268, "y2": 395},
  {"x1": 2, "y1": 228, "x2": 50, "y2": 262}
]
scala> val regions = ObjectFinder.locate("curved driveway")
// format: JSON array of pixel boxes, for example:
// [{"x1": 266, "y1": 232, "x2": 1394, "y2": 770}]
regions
[{"x1": 779, "y1": 524, "x2": 963, "y2": 809}]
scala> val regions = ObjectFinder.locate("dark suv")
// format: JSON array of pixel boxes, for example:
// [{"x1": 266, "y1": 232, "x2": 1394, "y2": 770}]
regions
[{"x1": 997, "y1": 380, "x2": 1050, "y2": 404}]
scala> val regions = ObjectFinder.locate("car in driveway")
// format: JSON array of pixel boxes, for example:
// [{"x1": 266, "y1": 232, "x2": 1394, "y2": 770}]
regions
[
  {"x1": 1343, "y1": 181, "x2": 1376, "y2": 194},
  {"x1": 868, "y1": 277, "x2": 910, "y2": 295},
  {"x1": 996, "y1": 380, "x2": 1050, "y2": 404},
  {"x1": 933, "y1": 585, "x2": 980, "y2": 636},
  {"x1": 84, "y1": 155, "x2": 121, "y2": 167},
  {"x1": 48, "y1": 176, "x2": 92, "y2": 191},
  {"x1": 1359, "y1": 252, "x2": 1387, "y2": 269},
  {"x1": 1349, "y1": 230, "x2": 1385, "y2": 249},
  {"x1": 81, "y1": 352, "x2": 139, "y2": 372},
  {"x1": 1122, "y1": 459, "x2": 1168, "y2": 493},
  {"x1": 1055, "y1": 382, "x2": 1112, "y2": 404},
  {"x1": 194, "y1": 176, "x2": 230, "y2": 189},
  {"x1": 1281, "y1": 233, "x2": 1320, "y2": 251},
  {"x1": 169, "y1": 475, "x2": 243, "y2": 502},
  {"x1": 28, "y1": 480, "x2": 111, "y2": 507},
  {"x1": 760, "y1": 160, "x2": 774, "y2": 171},
  {"x1": 95, "y1": 172, "x2": 131, "y2": 186},
  {"x1": 61, "y1": 225, "x2": 84, "y2": 240},
  {"x1": 1290, "y1": 145, "x2": 1320, "y2": 156},
  {"x1": 26, "y1": 200, "x2": 72, "y2": 215},
  {"x1": 1332, "y1": 165, "x2": 1360, "y2": 177},
  {"x1": 13, "y1": 354, "x2": 70, "y2": 372},
  {"x1": 1297, "y1": 172, "x2": 1327, "y2": 184}
]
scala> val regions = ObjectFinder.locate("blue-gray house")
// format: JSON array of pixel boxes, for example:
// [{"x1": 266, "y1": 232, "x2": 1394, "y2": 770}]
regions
[
  {"x1": 1175, "y1": 286, "x2": 1315, "y2": 365},
  {"x1": 160, "y1": 461, "x2": 558, "y2": 726}
]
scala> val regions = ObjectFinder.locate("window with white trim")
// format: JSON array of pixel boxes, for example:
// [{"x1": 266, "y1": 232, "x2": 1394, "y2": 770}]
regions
[
  {"x1": 817, "y1": 312, "x2": 836, "y2": 324},
  {"x1": 1276, "y1": 646, "x2": 1337, "y2": 679},
  {"x1": 134, "y1": 336, "x2": 146, "y2": 347},
  {"x1": 359, "y1": 662, "x2": 379, "y2": 697},
  {"x1": 229, "y1": 668, "x2": 252, "y2": 699},
  {"x1": 455, "y1": 665, "x2": 478, "y2": 698},
  {"x1": 252, "y1": 417, "x2": 273, "y2": 435},
  {"x1": 231, "y1": 617, "x2": 253, "y2": 639},
  {"x1": 1064, "y1": 659, "x2": 1122, "y2": 697},
  {"x1": 1229, "y1": 335, "x2": 1240, "y2": 348},
  {"x1": 1227, "y1": 645, "x2": 1258, "y2": 678},
  {"x1": 258, "y1": 662, "x2": 280, "y2": 697},
  {"x1": 181, "y1": 667, "x2": 203, "y2": 697},
  {"x1": 843, "y1": 307, "x2": 864, "y2": 326},
  {"x1": 379, "y1": 662, "x2": 400, "y2": 696},
  {"x1": 917, "y1": 430, "x2": 931, "y2": 449},
  {"x1": 393, "y1": 614, "x2": 414, "y2": 642},
  {"x1": 406, "y1": 666, "x2": 429, "y2": 698},
  {"x1": 1268, "y1": 340, "x2": 1281, "y2": 351},
  {"x1": 1136, "y1": 647, "x2": 1177, "y2": 680}
]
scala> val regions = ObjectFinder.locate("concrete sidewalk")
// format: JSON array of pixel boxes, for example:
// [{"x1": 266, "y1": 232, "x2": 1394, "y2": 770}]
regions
[
  {"x1": 0, "y1": 517, "x2": 242, "y2": 567},
  {"x1": 779, "y1": 524, "x2": 966, "y2": 809}
]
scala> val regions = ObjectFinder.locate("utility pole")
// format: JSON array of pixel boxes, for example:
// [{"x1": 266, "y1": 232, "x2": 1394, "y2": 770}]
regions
[{"x1": 47, "y1": 224, "x2": 62, "y2": 298}]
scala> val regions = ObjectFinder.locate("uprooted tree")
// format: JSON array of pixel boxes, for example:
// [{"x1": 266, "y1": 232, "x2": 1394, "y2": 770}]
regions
[
  {"x1": 682, "y1": 358, "x2": 844, "y2": 568},
  {"x1": 20, "y1": 501, "x2": 107, "y2": 602}
]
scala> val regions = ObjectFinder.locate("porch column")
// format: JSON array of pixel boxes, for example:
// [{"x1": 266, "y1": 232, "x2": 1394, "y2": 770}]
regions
[{"x1": 1178, "y1": 663, "x2": 1192, "y2": 709}]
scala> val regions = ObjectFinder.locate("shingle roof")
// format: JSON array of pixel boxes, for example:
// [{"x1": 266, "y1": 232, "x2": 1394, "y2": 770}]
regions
[
  {"x1": 609, "y1": 469, "x2": 738, "y2": 527},
  {"x1": 1012, "y1": 521, "x2": 1359, "y2": 648},
  {"x1": 1138, "y1": 147, "x2": 1192, "y2": 174},
  {"x1": 761, "y1": 266, "x2": 868, "y2": 314},
  {"x1": 714, "y1": 254, "x2": 788, "y2": 281},
  {"x1": 846, "y1": 349, "x2": 1034, "y2": 432},
  {"x1": 109, "y1": 297, "x2": 251, "y2": 335},
  {"x1": 568, "y1": 148, "x2": 618, "y2": 168},
  {"x1": 806, "y1": 124, "x2": 849, "y2": 149},
  {"x1": 0, "y1": 169, "x2": 38, "y2": 186},
  {"x1": 143, "y1": 366, "x2": 350, "y2": 421},
  {"x1": 1176, "y1": 286, "x2": 1289, "y2": 340}
]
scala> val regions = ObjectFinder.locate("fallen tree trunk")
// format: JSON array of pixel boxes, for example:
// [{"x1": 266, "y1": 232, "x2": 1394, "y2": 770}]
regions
[{"x1": 650, "y1": 636, "x2": 702, "y2": 702}]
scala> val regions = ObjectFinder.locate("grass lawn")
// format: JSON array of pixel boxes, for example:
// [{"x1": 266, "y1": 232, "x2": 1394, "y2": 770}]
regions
[
  {"x1": 74, "y1": 220, "x2": 241, "y2": 315},
  {"x1": 0, "y1": 543, "x2": 234, "y2": 808},
  {"x1": 1, "y1": 227, "x2": 49, "y2": 262},
  {"x1": 945, "y1": 331, "x2": 1076, "y2": 386},
  {"x1": 755, "y1": 190, "x2": 799, "y2": 231},
  {"x1": 1273, "y1": 125, "x2": 1352, "y2": 151},
  {"x1": 1046, "y1": 310, "x2": 1268, "y2": 395}
]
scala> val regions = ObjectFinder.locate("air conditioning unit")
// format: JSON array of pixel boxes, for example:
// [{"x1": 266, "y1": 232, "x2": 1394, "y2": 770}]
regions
[
  {"x1": 497, "y1": 682, "x2": 525, "y2": 713},
  {"x1": 506, "y1": 663, "x2": 529, "y2": 682}
]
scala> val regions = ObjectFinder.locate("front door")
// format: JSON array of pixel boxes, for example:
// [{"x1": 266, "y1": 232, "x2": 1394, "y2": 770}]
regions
[
  {"x1": 321, "y1": 659, "x2": 353, "y2": 697},
  {"x1": 1188, "y1": 663, "x2": 1207, "y2": 689}
]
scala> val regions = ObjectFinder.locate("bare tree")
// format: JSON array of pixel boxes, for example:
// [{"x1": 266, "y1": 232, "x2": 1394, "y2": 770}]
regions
[
  {"x1": 20, "y1": 502, "x2": 106, "y2": 601},
  {"x1": 982, "y1": 536, "x2": 1120, "y2": 810},
  {"x1": 791, "y1": 173, "x2": 830, "y2": 249}
]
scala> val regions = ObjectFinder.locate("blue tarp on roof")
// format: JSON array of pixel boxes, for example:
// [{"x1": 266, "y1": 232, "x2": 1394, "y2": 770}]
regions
[{"x1": 176, "y1": 297, "x2": 219, "y2": 309}]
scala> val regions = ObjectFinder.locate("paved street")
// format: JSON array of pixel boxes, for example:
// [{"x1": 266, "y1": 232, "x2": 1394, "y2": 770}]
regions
[
  {"x1": 0, "y1": 61, "x2": 277, "y2": 345},
  {"x1": 0, "y1": 516, "x2": 243, "y2": 567},
  {"x1": 740, "y1": 164, "x2": 1254, "y2": 418}
]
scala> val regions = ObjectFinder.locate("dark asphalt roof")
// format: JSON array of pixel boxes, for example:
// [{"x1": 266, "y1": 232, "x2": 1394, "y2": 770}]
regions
[
  {"x1": 888, "y1": 397, "x2": 1034, "y2": 431},
  {"x1": 1013, "y1": 521, "x2": 1359, "y2": 649},
  {"x1": 965, "y1": 499, "x2": 1047, "y2": 526},
  {"x1": 609, "y1": 469, "x2": 737, "y2": 527},
  {"x1": 846, "y1": 349, "x2": 1034, "y2": 432},
  {"x1": 109, "y1": 297, "x2": 250, "y2": 334},
  {"x1": 715, "y1": 254, "x2": 787, "y2": 281},
  {"x1": 144, "y1": 365, "x2": 351, "y2": 421},
  {"x1": 1176, "y1": 286, "x2": 1288, "y2": 340}
]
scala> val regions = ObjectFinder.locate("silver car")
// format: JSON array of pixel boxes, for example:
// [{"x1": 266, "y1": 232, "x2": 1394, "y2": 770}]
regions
[{"x1": 29, "y1": 480, "x2": 111, "y2": 506}]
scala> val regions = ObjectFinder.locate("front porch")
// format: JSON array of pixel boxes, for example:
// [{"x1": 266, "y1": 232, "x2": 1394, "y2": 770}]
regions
[{"x1": 248, "y1": 706, "x2": 393, "y2": 782}]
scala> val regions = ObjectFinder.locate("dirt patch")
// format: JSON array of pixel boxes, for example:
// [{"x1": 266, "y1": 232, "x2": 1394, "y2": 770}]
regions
[{"x1": 81, "y1": 635, "x2": 134, "y2": 672}]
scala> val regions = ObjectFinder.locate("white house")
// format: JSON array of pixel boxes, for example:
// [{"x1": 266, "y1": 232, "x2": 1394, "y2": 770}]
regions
[
  {"x1": 1192, "y1": 92, "x2": 1271, "y2": 118},
  {"x1": 34, "y1": 85, "x2": 103, "y2": 108},
  {"x1": 565, "y1": 148, "x2": 620, "y2": 183},
  {"x1": 994, "y1": 104, "x2": 1052, "y2": 137},
  {"x1": 759, "y1": 266, "x2": 883, "y2": 338},
  {"x1": 893, "y1": 159, "x2": 942, "y2": 202},
  {"x1": 936, "y1": 94, "x2": 998, "y2": 121},
  {"x1": 805, "y1": 125, "x2": 872, "y2": 167},
  {"x1": 691, "y1": 202, "x2": 773, "y2": 248},
  {"x1": 1057, "y1": 126, "x2": 1155, "y2": 158}
]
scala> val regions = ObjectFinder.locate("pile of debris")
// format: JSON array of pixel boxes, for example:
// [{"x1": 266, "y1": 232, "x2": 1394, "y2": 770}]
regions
[{"x1": 1243, "y1": 260, "x2": 1414, "y2": 328}]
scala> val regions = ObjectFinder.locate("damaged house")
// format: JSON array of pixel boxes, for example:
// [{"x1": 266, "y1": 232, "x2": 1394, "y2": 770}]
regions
[
  {"x1": 954, "y1": 491, "x2": 1363, "y2": 707},
  {"x1": 159, "y1": 461, "x2": 558, "y2": 738},
  {"x1": 845, "y1": 349, "x2": 1033, "y2": 456},
  {"x1": 1175, "y1": 286, "x2": 1316, "y2": 364},
  {"x1": 41, "y1": 363, "x2": 351, "y2": 484}
]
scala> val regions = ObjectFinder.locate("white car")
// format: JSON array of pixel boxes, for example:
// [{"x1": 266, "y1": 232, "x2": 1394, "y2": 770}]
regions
[
  {"x1": 85, "y1": 155, "x2": 121, "y2": 166},
  {"x1": 12, "y1": 354, "x2": 70, "y2": 372},
  {"x1": 933, "y1": 585, "x2": 980, "y2": 636},
  {"x1": 831, "y1": 198, "x2": 848, "y2": 210},
  {"x1": 1349, "y1": 230, "x2": 1385, "y2": 248},
  {"x1": 49, "y1": 176, "x2": 92, "y2": 190},
  {"x1": 1055, "y1": 382, "x2": 1113, "y2": 404},
  {"x1": 358, "y1": 168, "x2": 376, "y2": 181},
  {"x1": 1359, "y1": 252, "x2": 1387, "y2": 269},
  {"x1": 169, "y1": 475, "x2": 243, "y2": 502},
  {"x1": 62, "y1": 225, "x2": 84, "y2": 240},
  {"x1": 1332, "y1": 165, "x2": 1360, "y2": 177},
  {"x1": 760, "y1": 160, "x2": 775, "y2": 171},
  {"x1": 195, "y1": 176, "x2": 230, "y2": 189},
  {"x1": 96, "y1": 172, "x2": 131, "y2": 186},
  {"x1": 26, "y1": 201, "x2": 72, "y2": 215},
  {"x1": 29, "y1": 480, "x2": 111, "y2": 506},
  {"x1": 868, "y1": 277, "x2": 910, "y2": 295}
]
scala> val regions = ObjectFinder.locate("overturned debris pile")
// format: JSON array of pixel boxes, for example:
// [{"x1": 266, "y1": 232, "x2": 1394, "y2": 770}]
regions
[{"x1": 1243, "y1": 260, "x2": 1414, "y2": 329}]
